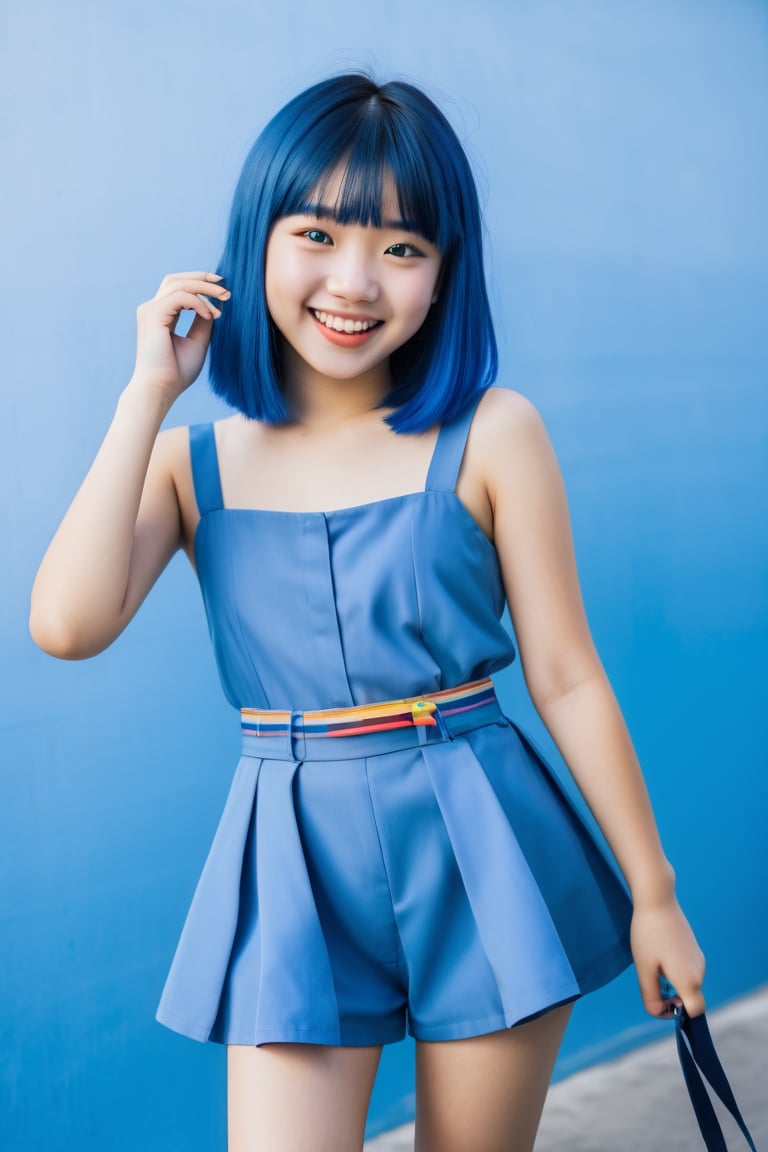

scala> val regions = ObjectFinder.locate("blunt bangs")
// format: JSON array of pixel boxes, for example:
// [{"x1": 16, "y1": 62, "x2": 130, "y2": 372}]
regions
[
  {"x1": 209, "y1": 74, "x2": 497, "y2": 432},
  {"x1": 276, "y1": 104, "x2": 449, "y2": 252}
]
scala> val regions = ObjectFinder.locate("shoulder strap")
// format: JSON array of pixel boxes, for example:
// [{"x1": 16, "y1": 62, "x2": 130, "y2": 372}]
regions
[
  {"x1": 189, "y1": 423, "x2": 224, "y2": 516},
  {"x1": 425, "y1": 391, "x2": 486, "y2": 492}
]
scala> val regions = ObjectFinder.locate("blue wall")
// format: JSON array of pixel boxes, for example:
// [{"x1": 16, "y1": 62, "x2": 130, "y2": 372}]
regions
[{"x1": 2, "y1": 1, "x2": 766, "y2": 1147}]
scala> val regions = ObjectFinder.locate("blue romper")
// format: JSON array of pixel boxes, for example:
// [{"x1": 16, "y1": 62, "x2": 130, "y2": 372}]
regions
[{"x1": 156, "y1": 394, "x2": 633, "y2": 1047}]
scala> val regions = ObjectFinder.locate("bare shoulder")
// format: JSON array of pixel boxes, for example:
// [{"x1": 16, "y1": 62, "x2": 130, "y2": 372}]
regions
[
  {"x1": 153, "y1": 423, "x2": 189, "y2": 467},
  {"x1": 474, "y1": 387, "x2": 545, "y2": 440},
  {"x1": 151, "y1": 423, "x2": 198, "y2": 551},
  {"x1": 156, "y1": 414, "x2": 241, "y2": 481},
  {"x1": 149, "y1": 424, "x2": 191, "y2": 503},
  {"x1": 469, "y1": 387, "x2": 554, "y2": 487},
  {"x1": 157, "y1": 415, "x2": 246, "y2": 547}
]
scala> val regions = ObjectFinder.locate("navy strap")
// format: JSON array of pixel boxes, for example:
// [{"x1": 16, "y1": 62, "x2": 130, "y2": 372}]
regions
[
  {"x1": 189, "y1": 423, "x2": 224, "y2": 516},
  {"x1": 425, "y1": 391, "x2": 485, "y2": 492},
  {"x1": 675, "y1": 1008, "x2": 758, "y2": 1151}
]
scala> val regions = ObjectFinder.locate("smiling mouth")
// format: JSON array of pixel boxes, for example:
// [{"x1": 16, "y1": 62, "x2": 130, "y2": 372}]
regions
[{"x1": 312, "y1": 309, "x2": 383, "y2": 334}]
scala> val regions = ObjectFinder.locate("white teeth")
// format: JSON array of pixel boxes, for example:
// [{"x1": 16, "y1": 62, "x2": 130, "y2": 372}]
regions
[{"x1": 313, "y1": 310, "x2": 379, "y2": 333}]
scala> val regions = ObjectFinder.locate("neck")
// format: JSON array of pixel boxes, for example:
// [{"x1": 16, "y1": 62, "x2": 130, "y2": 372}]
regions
[{"x1": 281, "y1": 347, "x2": 392, "y2": 431}]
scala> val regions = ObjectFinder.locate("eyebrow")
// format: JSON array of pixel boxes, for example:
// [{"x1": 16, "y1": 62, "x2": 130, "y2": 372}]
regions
[{"x1": 296, "y1": 202, "x2": 421, "y2": 233}]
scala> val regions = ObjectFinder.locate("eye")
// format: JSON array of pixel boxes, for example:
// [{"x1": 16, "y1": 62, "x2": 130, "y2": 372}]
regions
[
  {"x1": 386, "y1": 241, "x2": 425, "y2": 258},
  {"x1": 302, "y1": 228, "x2": 332, "y2": 245}
]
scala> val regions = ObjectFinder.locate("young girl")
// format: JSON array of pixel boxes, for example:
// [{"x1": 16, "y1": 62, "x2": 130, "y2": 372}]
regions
[{"x1": 30, "y1": 73, "x2": 705, "y2": 1152}]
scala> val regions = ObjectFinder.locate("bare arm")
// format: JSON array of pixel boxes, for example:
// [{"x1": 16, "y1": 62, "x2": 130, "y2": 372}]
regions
[
  {"x1": 475, "y1": 388, "x2": 705, "y2": 1017},
  {"x1": 29, "y1": 272, "x2": 230, "y2": 658}
]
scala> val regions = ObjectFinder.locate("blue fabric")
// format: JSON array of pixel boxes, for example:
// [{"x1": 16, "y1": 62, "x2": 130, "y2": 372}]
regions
[
  {"x1": 188, "y1": 422, "x2": 223, "y2": 516},
  {"x1": 156, "y1": 394, "x2": 633, "y2": 1046}
]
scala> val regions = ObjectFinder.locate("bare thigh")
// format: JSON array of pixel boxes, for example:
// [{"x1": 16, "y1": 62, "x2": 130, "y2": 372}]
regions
[
  {"x1": 414, "y1": 1004, "x2": 572, "y2": 1152},
  {"x1": 227, "y1": 1043, "x2": 382, "y2": 1152}
]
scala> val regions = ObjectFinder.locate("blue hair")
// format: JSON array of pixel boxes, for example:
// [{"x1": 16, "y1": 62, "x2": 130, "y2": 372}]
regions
[{"x1": 209, "y1": 73, "x2": 497, "y2": 432}]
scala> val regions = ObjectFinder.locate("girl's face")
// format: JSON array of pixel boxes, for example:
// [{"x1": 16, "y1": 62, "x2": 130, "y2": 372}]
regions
[{"x1": 264, "y1": 174, "x2": 442, "y2": 395}]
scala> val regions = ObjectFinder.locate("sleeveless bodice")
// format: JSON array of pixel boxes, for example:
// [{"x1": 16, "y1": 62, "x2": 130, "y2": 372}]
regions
[{"x1": 190, "y1": 395, "x2": 517, "y2": 710}]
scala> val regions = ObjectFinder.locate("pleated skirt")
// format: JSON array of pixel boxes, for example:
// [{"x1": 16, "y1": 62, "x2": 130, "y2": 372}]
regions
[{"x1": 156, "y1": 712, "x2": 633, "y2": 1046}]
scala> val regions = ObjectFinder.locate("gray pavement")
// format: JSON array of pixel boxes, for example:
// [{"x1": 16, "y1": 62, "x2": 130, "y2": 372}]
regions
[{"x1": 366, "y1": 986, "x2": 768, "y2": 1150}]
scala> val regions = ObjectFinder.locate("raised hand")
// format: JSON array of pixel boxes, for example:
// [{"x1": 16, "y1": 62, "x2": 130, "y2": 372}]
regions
[
  {"x1": 132, "y1": 271, "x2": 230, "y2": 401},
  {"x1": 30, "y1": 270, "x2": 231, "y2": 658}
]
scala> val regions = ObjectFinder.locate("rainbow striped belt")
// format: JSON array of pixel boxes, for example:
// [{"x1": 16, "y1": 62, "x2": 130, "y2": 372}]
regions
[{"x1": 240, "y1": 677, "x2": 498, "y2": 740}]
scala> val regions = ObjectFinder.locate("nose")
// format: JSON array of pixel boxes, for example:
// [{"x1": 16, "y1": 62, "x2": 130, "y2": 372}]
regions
[{"x1": 325, "y1": 245, "x2": 379, "y2": 303}]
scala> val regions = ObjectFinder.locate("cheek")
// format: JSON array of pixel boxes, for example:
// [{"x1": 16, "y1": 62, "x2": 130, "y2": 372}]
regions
[
  {"x1": 264, "y1": 244, "x2": 309, "y2": 316},
  {"x1": 399, "y1": 274, "x2": 440, "y2": 331}
]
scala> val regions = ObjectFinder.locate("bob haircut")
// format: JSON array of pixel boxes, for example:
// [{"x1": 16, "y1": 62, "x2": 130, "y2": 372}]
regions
[{"x1": 209, "y1": 73, "x2": 498, "y2": 433}]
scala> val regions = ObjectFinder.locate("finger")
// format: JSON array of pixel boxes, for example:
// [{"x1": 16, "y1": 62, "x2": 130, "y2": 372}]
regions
[
  {"x1": 156, "y1": 279, "x2": 231, "y2": 303},
  {"x1": 678, "y1": 985, "x2": 707, "y2": 1018},
  {"x1": 645, "y1": 967, "x2": 706, "y2": 1020},
  {"x1": 640, "y1": 979, "x2": 682, "y2": 1019},
  {"x1": 159, "y1": 271, "x2": 224, "y2": 286},
  {"x1": 645, "y1": 994, "x2": 680, "y2": 1018},
  {"x1": 637, "y1": 965, "x2": 668, "y2": 1018},
  {"x1": 672, "y1": 952, "x2": 707, "y2": 1019},
  {"x1": 185, "y1": 309, "x2": 217, "y2": 346},
  {"x1": 139, "y1": 290, "x2": 220, "y2": 325}
]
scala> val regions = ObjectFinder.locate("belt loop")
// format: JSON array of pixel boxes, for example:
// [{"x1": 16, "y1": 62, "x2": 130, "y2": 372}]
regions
[
  {"x1": 416, "y1": 705, "x2": 453, "y2": 745},
  {"x1": 434, "y1": 706, "x2": 454, "y2": 742},
  {"x1": 290, "y1": 710, "x2": 306, "y2": 760}
]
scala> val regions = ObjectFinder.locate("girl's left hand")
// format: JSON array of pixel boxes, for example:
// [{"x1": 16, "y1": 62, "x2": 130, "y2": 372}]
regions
[{"x1": 630, "y1": 896, "x2": 706, "y2": 1018}]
